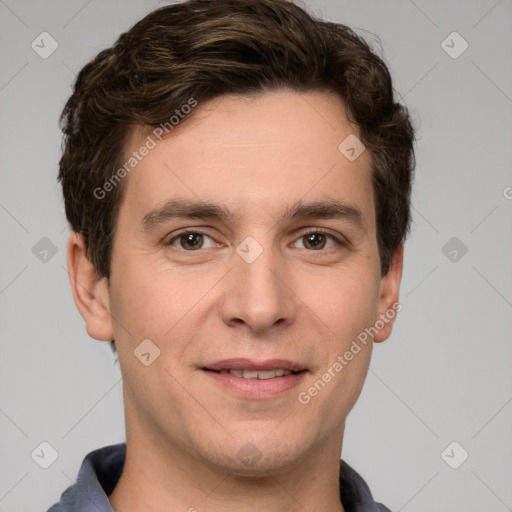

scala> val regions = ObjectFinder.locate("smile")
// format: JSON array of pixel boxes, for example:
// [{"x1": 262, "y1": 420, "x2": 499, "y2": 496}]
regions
[
  {"x1": 202, "y1": 368, "x2": 308, "y2": 399},
  {"x1": 207, "y1": 368, "x2": 298, "y2": 379}
]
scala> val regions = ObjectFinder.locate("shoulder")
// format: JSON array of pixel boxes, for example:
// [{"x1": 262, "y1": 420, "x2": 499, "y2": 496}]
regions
[
  {"x1": 46, "y1": 443, "x2": 126, "y2": 512},
  {"x1": 339, "y1": 459, "x2": 392, "y2": 512}
]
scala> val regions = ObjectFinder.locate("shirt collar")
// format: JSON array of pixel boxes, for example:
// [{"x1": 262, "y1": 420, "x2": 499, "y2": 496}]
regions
[{"x1": 47, "y1": 443, "x2": 390, "y2": 512}]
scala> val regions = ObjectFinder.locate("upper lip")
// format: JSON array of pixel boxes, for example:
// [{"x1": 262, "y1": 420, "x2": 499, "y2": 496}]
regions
[{"x1": 203, "y1": 358, "x2": 306, "y2": 372}]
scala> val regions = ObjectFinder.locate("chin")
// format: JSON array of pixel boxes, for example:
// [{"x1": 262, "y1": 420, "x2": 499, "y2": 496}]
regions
[{"x1": 200, "y1": 432, "x2": 309, "y2": 477}]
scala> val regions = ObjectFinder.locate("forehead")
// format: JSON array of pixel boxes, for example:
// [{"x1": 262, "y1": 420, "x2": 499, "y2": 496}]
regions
[{"x1": 119, "y1": 89, "x2": 375, "y2": 231}]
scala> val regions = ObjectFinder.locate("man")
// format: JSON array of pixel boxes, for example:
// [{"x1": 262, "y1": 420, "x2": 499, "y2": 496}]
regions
[{"x1": 49, "y1": 0, "x2": 415, "y2": 510}]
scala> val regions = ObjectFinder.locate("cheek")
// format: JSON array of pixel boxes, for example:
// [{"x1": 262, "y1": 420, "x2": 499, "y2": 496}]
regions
[
  {"x1": 108, "y1": 258, "x2": 217, "y2": 351},
  {"x1": 108, "y1": 260, "x2": 172, "y2": 342},
  {"x1": 299, "y1": 267, "x2": 380, "y2": 342}
]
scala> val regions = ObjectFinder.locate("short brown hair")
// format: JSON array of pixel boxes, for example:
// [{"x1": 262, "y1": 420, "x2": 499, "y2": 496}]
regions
[{"x1": 59, "y1": 0, "x2": 415, "y2": 279}]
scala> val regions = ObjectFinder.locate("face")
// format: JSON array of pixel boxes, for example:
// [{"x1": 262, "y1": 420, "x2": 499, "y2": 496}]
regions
[{"x1": 73, "y1": 89, "x2": 402, "y2": 475}]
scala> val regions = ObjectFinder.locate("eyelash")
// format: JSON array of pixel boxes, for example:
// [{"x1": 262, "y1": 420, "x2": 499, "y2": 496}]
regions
[{"x1": 166, "y1": 228, "x2": 346, "y2": 251}]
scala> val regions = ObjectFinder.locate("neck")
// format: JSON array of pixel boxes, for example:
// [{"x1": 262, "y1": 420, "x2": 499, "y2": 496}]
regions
[{"x1": 108, "y1": 422, "x2": 345, "y2": 512}]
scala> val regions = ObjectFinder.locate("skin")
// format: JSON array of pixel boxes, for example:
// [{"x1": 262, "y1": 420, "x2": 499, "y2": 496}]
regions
[{"x1": 68, "y1": 89, "x2": 403, "y2": 512}]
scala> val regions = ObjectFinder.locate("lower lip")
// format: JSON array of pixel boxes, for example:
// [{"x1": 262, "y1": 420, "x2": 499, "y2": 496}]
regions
[{"x1": 202, "y1": 369, "x2": 307, "y2": 399}]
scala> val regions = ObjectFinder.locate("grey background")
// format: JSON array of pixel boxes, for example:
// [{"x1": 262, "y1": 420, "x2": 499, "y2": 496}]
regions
[{"x1": 1, "y1": 0, "x2": 511, "y2": 510}]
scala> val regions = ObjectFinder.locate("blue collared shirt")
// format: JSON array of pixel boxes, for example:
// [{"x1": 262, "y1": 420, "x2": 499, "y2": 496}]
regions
[{"x1": 47, "y1": 443, "x2": 391, "y2": 512}]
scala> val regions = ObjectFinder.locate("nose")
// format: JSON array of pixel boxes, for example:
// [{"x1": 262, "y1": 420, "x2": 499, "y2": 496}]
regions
[{"x1": 220, "y1": 240, "x2": 298, "y2": 334}]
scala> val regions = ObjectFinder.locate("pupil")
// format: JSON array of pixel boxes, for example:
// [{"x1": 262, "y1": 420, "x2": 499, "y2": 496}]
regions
[
  {"x1": 183, "y1": 233, "x2": 202, "y2": 250},
  {"x1": 306, "y1": 233, "x2": 325, "y2": 250}
]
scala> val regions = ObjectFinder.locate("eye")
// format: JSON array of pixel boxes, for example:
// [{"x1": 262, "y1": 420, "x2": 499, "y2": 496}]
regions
[
  {"x1": 293, "y1": 229, "x2": 344, "y2": 251},
  {"x1": 166, "y1": 228, "x2": 345, "y2": 252},
  {"x1": 168, "y1": 230, "x2": 217, "y2": 251}
]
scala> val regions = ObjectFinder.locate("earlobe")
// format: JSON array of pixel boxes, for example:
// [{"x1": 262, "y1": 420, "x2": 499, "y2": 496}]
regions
[
  {"x1": 67, "y1": 232, "x2": 115, "y2": 341},
  {"x1": 373, "y1": 241, "x2": 404, "y2": 343}
]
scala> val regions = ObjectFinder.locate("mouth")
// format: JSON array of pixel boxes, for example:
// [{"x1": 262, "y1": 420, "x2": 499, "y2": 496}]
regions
[
  {"x1": 203, "y1": 358, "x2": 306, "y2": 373},
  {"x1": 201, "y1": 358, "x2": 308, "y2": 399},
  {"x1": 203, "y1": 368, "x2": 306, "y2": 379}
]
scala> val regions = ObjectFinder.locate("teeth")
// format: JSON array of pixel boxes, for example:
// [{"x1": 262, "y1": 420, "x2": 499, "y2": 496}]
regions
[
  {"x1": 225, "y1": 369, "x2": 294, "y2": 379},
  {"x1": 254, "y1": 370, "x2": 276, "y2": 380}
]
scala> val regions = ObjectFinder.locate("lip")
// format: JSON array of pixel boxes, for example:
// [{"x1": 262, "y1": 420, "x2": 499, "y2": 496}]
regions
[
  {"x1": 203, "y1": 358, "x2": 306, "y2": 372},
  {"x1": 202, "y1": 368, "x2": 308, "y2": 400}
]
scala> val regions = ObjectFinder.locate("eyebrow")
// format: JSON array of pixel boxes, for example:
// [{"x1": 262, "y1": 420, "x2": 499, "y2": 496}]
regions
[{"x1": 138, "y1": 197, "x2": 367, "y2": 233}]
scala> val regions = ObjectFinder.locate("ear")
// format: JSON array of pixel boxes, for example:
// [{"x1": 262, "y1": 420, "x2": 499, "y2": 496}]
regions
[
  {"x1": 373, "y1": 241, "x2": 404, "y2": 343},
  {"x1": 66, "y1": 231, "x2": 115, "y2": 341}
]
